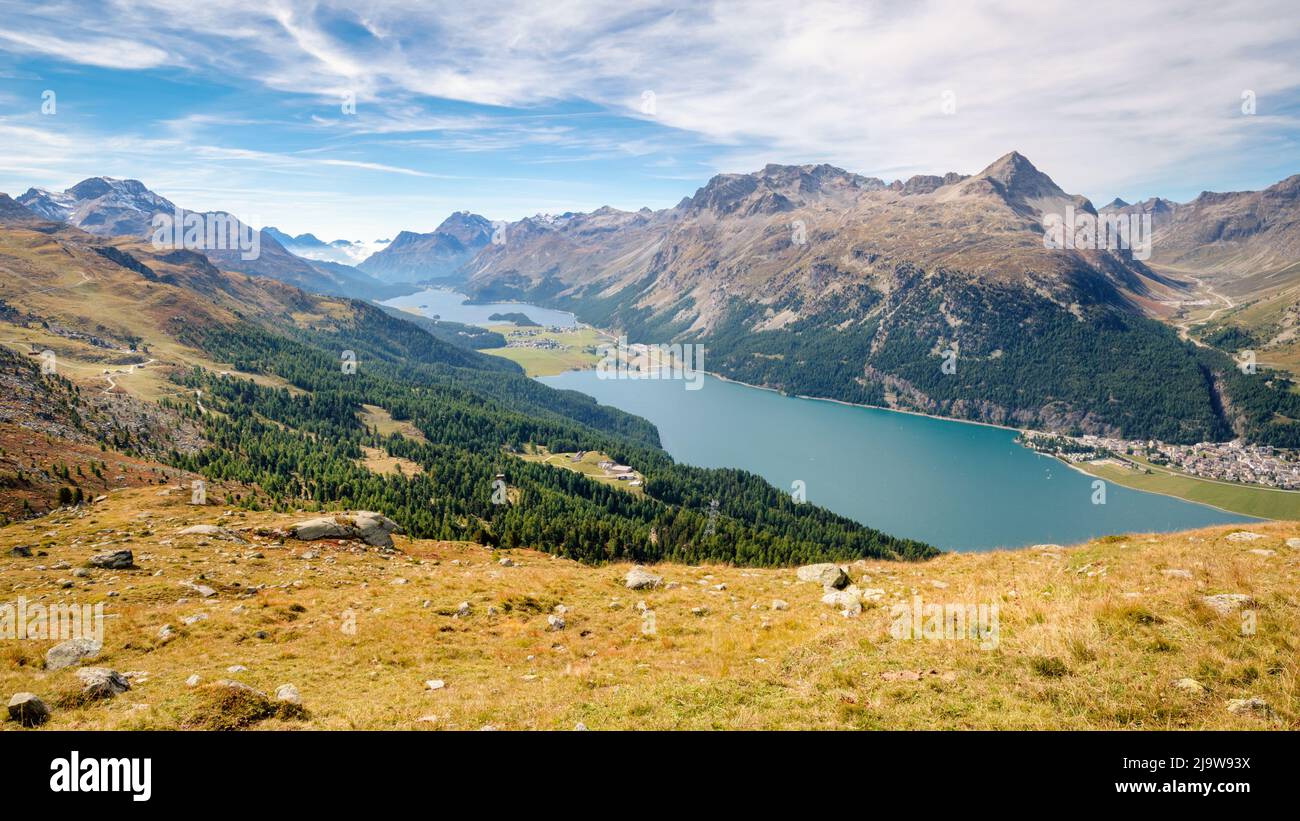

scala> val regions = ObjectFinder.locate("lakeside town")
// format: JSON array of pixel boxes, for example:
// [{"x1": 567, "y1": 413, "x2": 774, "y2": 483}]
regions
[{"x1": 1020, "y1": 432, "x2": 1300, "y2": 490}]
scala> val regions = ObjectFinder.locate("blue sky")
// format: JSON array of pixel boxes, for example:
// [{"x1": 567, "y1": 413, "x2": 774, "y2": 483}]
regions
[{"x1": 1, "y1": 0, "x2": 1298, "y2": 241}]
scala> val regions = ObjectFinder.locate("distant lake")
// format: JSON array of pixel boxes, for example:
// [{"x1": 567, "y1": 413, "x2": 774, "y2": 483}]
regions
[
  {"x1": 539, "y1": 370, "x2": 1257, "y2": 552},
  {"x1": 383, "y1": 288, "x2": 577, "y2": 328}
]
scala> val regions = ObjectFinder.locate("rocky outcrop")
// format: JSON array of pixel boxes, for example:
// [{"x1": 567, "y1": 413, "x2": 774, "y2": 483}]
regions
[{"x1": 289, "y1": 512, "x2": 403, "y2": 549}]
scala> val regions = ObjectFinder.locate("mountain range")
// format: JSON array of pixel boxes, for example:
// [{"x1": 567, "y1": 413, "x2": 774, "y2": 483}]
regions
[
  {"x1": 16, "y1": 178, "x2": 406, "y2": 300},
  {"x1": 357, "y1": 211, "x2": 495, "y2": 284},
  {"x1": 451, "y1": 152, "x2": 1300, "y2": 444},
  {"x1": 6, "y1": 153, "x2": 1300, "y2": 448}
]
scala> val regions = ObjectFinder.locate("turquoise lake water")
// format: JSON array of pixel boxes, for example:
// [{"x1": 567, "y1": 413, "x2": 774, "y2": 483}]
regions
[
  {"x1": 539, "y1": 370, "x2": 1256, "y2": 552},
  {"x1": 383, "y1": 287, "x2": 577, "y2": 328},
  {"x1": 386, "y1": 288, "x2": 1256, "y2": 551}
]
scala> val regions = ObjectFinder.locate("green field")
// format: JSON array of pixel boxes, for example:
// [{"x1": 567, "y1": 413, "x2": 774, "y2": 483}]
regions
[
  {"x1": 481, "y1": 325, "x2": 606, "y2": 376},
  {"x1": 1077, "y1": 458, "x2": 1300, "y2": 520},
  {"x1": 517, "y1": 445, "x2": 644, "y2": 495}
]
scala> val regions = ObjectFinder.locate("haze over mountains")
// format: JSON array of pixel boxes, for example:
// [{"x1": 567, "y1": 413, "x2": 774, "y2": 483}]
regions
[
  {"x1": 16, "y1": 178, "x2": 405, "y2": 300},
  {"x1": 358, "y1": 211, "x2": 495, "y2": 284}
]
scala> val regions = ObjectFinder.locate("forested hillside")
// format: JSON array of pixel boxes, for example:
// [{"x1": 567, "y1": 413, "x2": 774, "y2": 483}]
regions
[{"x1": 166, "y1": 320, "x2": 936, "y2": 564}]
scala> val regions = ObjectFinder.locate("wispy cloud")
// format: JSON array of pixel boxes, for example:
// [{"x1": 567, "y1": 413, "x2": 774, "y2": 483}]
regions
[{"x1": 1, "y1": 0, "x2": 1298, "y2": 236}]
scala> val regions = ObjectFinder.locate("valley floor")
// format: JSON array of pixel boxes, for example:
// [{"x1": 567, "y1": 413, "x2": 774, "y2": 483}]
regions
[{"x1": 2, "y1": 488, "x2": 1297, "y2": 730}]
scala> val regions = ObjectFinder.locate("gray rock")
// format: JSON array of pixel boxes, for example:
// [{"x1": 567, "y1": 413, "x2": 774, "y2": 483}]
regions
[
  {"x1": 74, "y1": 667, "x2": 130, "y2": 700},
  {"x1": 1161, "y1": 568, "x2": 1193, "y2": 579},
  {"x1": 177, "y1": 525, "x2": 244, "y2": 542},
  {"x1": 454, "y1": 602, "x2": 472, "y2": 618},
  {"x1": 185, "y1": 674, "x2": 201, "y2": 687},
  {"x1": 1172, "y1": 678, "x2": 1206, "y2": 694},
  {"x1": 771, "y1": 599, "x2": 789, "y2": 611},
  {"x1": 353, "y1": 511, "x2": 403, "y2": 548},
  {"x1": 1225, "y1": 531, "x2": 1265, "y2": 542},
  {"x1": 72, "y1": 568, "x2": 90, "y2": 578},
  {"x1": 821, "y1": 588, "x2": 863, "y2": 616},
  {"x1": 797, "y1": 563, "x2": 849, "y2": 590},
  {"x1": 7, "y1": 692, "x2": 49, "y2": 726},
  {"x1": 624, "y1": 566, "x2": 663, "y2": 590},
  {"x1": 274, "y1": 683, "x2": 301, "y2": 704},
  {"x1": 88, "y1": 550, "x2": 133, "y2": 569},
  {"x1": 292, "y1": 517, "x2": 351, "y2": 540},
  {"x1": 547, "y1": 614, "x2": 566, "y2": 631},
  {"x1": 181, "y1": 580, "x2": 217, "y2": 598},
  {"x1": 290, "y1": 512, "x2": 403, "y2": 549},
  {"x1": 45, "y1": 637, "x2": 102, "y2": 671},
  {"x1": 157, "y1": 624, "x2": 175, "y2": 641},
  {"x1": 1226, "y1": 697, "x2": 1273, "y2": 718},
  {"x1": 1202, "y1": 593, "x2": 1253, "y2": 615}
]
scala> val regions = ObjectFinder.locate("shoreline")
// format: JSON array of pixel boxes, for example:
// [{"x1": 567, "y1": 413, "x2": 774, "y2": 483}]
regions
[{"x1": 400, "y1": 289, "x2": 1285, "y2": 520}]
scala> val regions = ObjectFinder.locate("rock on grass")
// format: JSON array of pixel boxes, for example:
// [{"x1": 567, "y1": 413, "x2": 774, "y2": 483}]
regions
[
  {"x1": 7, "y1": 693, "x2": 50, "y2": 726},
  {"x1": 45, "y1": 637, "x2": 102, "y2": 671},
  {"x1": 73, "y1": 668, "x2": 130, "y2": 701},
  {"x1": 624, "y1": 566, "x2": 662, "y2": 590}
]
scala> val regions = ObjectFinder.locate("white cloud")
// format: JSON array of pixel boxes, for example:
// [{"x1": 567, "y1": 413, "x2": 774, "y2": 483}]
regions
[
  {"x1": 0, "y1": 29, "x2": 168, "y2": 69},
  {"x1": 2, "y1": 0, "x2": 1299, "y2": 226}
]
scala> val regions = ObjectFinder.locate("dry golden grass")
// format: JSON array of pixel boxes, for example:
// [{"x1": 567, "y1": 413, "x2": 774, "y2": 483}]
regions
[
  {"x1": 357, "y1": 404, "x2": 428, "y2": 444},
  {"x1": 1, "y1": 488, "x2": 1297, "y2": 730},
  {"x1": 358, "y1": 445, "x2": 423, "y2": 477}
]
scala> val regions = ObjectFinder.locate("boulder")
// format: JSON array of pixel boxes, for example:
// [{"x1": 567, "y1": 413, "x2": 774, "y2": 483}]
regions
[
  {"x1": 797, "y1": 563, "x2": 849, "y2": 590},
  {"x1": 624, "y1": 566, "x2": 663, "y2": 590},
  {"x1": 7, "y1": 692, "x2": 50, "y2": 726},
  {"x1": 1202, "y1": 593, "x2": 1253, "y2": 615},
  {"x1": 45, "y1": 637, "x2": 102, "y2": 671},
  {"x1": 353, "y1": 512, "x2": 403, "y2": 548},
  {"x1": 290, "y1": 516, "x2": 352, "y2": 541},
  {"x1": 821, "y1": 587, "x2": 863, "y2": 616},
  {"x1": 274, "y1": 684, "x2": 302, "y2": 705},
  {"x1": 74, "y1": 667, "x2": 130, "y2": 700},
  {"x1": 88, "y1": 550, "x2": 133, "y2": 569},
  {"x1": 290, "y1": 512, "x2": 404, "y2": 549},
  {"x1": 8, "y1": 546, "x2": 32, "y2": 558}
]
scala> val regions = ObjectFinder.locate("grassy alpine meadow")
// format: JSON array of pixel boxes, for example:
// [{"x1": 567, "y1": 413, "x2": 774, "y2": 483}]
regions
[
  {"x1": 1075, "y1": 459, "x2": 1300, "y2": 520},
  {"x1": 2, "y1": 487, "x2": 1296, "y2": 730},
  {"x1": 479, "y1": 325, "x2": 607, "y2": 377}
]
